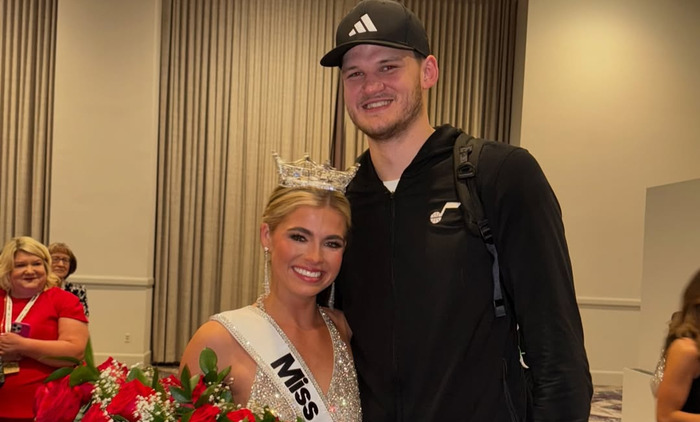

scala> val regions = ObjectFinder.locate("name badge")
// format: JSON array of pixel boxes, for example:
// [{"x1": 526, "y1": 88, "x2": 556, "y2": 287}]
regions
[{"x1": 2, "y1": 361, "x2": 19, "y2": 375}]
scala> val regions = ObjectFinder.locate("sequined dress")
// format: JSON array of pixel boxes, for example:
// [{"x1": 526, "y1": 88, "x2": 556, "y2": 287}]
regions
[{"x1": 212, "y1": 301, "x2": 362, "y2": 422}]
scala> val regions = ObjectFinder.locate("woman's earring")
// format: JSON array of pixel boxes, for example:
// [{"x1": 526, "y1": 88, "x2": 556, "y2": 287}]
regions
[
  {"x1": 263, "y1": 247, "x2": 270, "y2": 296},
  {"x1": 328, "y1": 282, "x2": 336, "y2": 310}
]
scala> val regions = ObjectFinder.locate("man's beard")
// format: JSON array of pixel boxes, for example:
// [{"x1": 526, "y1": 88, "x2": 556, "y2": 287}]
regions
[{"x1": 349, "y1": 81, "x2": 424, "y2": 142}]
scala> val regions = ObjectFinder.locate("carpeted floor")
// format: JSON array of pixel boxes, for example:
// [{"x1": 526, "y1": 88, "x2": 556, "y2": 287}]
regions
[{"x1": 590, "y1": 385, "x2": 622, "y2": 421}]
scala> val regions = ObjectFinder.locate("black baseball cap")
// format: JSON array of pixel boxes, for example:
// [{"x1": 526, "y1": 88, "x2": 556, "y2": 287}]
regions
[{"x1": 320, "y1": 0, "x2": 431, "y2": 68}]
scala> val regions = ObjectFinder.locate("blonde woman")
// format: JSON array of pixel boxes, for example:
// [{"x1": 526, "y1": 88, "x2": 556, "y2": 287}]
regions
[
  {"x1": 180, "y1": 155, "x2": 361, "y2": 422},
  {"x1": 0, "y1": 236, "x2": 89, "y2": 421}
]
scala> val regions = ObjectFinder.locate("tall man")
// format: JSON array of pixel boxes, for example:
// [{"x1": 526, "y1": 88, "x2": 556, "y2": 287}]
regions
[{"x1": 320, "y1": 1, "x2": 593, "y2": 421}]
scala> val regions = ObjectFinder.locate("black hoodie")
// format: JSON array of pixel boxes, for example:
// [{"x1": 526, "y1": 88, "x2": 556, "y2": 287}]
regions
[{"x1": 336, "y1": 125, "x2": 592, "y2": 422}]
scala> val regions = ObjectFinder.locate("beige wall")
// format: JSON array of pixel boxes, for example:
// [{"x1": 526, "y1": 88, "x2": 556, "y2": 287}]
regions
[
  {"x1": 519, "y1": 0, "x2": 700, "y2": 384},
  {"x1": 51, "y1": 0, "x2": 161, "y2": 364}
]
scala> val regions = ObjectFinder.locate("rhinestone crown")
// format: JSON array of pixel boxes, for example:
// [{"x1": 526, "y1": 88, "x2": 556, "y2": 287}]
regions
[{"x1": 274, "y1": 153, "x2": 359, "y2": 193}]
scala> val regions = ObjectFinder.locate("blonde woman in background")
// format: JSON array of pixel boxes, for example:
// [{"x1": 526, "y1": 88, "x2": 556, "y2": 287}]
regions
[{"x1": 0, "y1": 236, "x2": 89, "y2": 421}]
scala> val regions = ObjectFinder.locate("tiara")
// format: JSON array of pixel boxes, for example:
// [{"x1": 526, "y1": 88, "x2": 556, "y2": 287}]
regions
[{"x1": 274, "y1": 152, "x2": 359, "y2": 193}]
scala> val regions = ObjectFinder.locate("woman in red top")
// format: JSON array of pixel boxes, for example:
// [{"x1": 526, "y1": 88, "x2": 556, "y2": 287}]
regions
[{"x1": 0, "y1": 236, "x2": 89, "y2": 421}]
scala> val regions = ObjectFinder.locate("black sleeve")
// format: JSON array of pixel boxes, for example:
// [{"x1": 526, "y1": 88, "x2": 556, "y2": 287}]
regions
[{"x1": 481, "y1": 146, "x2": 593, "y2": 421}]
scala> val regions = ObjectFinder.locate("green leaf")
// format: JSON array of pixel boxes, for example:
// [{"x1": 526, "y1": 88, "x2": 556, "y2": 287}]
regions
[
  {"x1": 84, "y1": 337, "x2": 95, "y2": 369},
  {"x1": 180, "y1": 364, "x2": 192, "y2": 395},
  {"x1": 188, "y1": 373, "x2": 200, "y2": 394},
  {"x1": 219, "y1": 389, "x2": 233, "y2": 403},
  {"x1": 112, "y1": 416, "x2": 130, "y2": 422},
  {"x1": 169, "y1": 386, "x2": 190, "y2": 403},
  {"x1": 175, "y1": 406, "x2": 194, "y2": 418},
  {"x1": 180, "y1": 411, "x2": 193, "y2": 422},
  {"x1": 199, "y1": 347, "x2": 217, "y2": 375},
  {"x1": 153, "y1": 380, "x2": 165, "y2": 395},
  {"x1": 204, "y1": 369, "x2": 218, "y2": 385},
  {"x1": 126, "y1": 367, "x2": 150, "y2": 386},
  {"x1": 69, "y1": 365, "x2": 100, "y2": 386},
  {"x1": 45, "y1": 366, "x2": 74, "y2": 383},
  {"x1": 151, "y1": 367, "x2": 161, "y2": 389},
  {"x1": 216, "y1": 366, "x2": 231, "y2": 383}
]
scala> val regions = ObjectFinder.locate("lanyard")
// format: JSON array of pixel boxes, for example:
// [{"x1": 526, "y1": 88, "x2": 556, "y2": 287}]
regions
[{"x1": 2, "y1": 292, "x2": 40, "y2": 334}]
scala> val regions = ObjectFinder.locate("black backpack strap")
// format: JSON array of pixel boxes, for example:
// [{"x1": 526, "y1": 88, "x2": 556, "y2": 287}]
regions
[{"x1": 453, "y1": 133, "x2": 506, "y2": 318}]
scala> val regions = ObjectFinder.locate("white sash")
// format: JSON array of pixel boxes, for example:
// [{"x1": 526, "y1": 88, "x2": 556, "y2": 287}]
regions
[{"x1": 212, "y1": 306, "x2": 334, "y2": 422}]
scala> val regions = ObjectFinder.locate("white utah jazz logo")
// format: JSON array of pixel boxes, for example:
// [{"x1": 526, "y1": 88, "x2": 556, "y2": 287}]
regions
[{"x1": 430, "y1": 202, "x2": 461, "y2": 224}]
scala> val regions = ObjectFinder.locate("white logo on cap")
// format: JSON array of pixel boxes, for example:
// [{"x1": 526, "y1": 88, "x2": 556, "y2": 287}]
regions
[{"x1": 348, "y1": 13, "x2": 377, "y2": 37}]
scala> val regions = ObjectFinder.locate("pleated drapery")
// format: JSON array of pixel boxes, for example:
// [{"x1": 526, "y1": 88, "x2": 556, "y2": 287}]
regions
[{"x1": 0, "y1": 0, "x2": 57, "y2": 243}]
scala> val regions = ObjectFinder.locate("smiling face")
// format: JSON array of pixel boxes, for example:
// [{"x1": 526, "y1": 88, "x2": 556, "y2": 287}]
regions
[
  {"x1": 10, "y1": 250, "x2": 48, "y2": 298},
  {"x1": 261, "y1": 205, "x2": 346, "y2": 300},
  {"x1": 51, "y1": 252, "x2": 71, "y2": 280},
  {"x1": 341, "y1": 44, "x2": 435, "y2": 142}
]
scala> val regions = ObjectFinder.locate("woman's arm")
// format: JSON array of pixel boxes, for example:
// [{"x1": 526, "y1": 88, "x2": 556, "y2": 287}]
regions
[
  {"x1": 657, "y1": 337, "x2": 700, "y2": 422},
  {"x1": 180, "y1": 321, "x2": 235, "y2": 375},
  {"x1": 180, "y1": 320, "x2": 256, "y2": 405},
  {"x1": 0, "y1": 317, "x2": 89, "y2": 367}
]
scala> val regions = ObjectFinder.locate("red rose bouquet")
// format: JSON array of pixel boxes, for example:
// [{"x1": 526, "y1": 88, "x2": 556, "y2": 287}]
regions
[{"x1": 35, "y1": 341, "x2": 300, "y2": 422}]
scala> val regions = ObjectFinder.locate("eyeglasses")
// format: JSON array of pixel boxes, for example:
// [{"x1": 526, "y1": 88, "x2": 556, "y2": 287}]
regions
[{"x1": 51, "y1": 256, "x2": 71, "y2": 264}]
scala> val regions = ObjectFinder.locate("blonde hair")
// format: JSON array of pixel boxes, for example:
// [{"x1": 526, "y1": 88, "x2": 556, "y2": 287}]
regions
[
  {"x1": 0, "y1": 236, "x2": 60, "y2": 292},
  {"x1": 262, "y1": 186, "x2": 351, "y2": 236},
  {"x1": 664, "y1": 269, "x2": 700, "y2": 353}
]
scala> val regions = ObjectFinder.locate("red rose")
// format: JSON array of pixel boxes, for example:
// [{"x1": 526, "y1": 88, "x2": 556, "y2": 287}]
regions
[
  {"x1": 98, "y1": 357, "x2": 129, "y2": 380},
  {"x1": 105, "y1": 379, "x2": 156, "y2": 422},
  {"x1": 81, "y1": 404, "x2": 112, "y2": 422},
  {"x1": 225, "y1": 408, "x2": 257, "y2": 422},
  {"x1": 159, "y1": 373, "x2": 182, "y2": 391},
  {"x1": 34, "y1": 376, "x2": 94, "y2": 422},
  {"x1": 97, "y1": 356, "x2": 118, "y2": 371},
  {"x1": 189, "y1": 403, "x2": 222, "y2": 421}
]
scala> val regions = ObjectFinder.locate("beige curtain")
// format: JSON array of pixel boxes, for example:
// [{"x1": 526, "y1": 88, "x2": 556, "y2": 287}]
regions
[
  {"x1": 153, "y1": 0, "x2": 519, "y2": 363},
  {"x1": 0, "y1": 0, "x2": 56, "y2": 243}
]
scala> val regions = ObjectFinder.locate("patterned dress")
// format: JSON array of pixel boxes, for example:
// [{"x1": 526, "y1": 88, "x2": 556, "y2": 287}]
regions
[
  {"x1": 63, "y1": 281, "x2": 89, "y2": 317},
  {"x1": 212, "y1": 302, "x2": 362, "y2": 422}
]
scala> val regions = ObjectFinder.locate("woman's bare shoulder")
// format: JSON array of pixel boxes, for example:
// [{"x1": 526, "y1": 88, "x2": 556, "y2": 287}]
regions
[
  {"x1": 667, "y1": 337, "x2": 700, "y2": 375},
  {"x1": 668, "y1": 337, "x2": 700, "y2": 356},
  {"x1": 180, "y1": 321, "x2": 238, "y2": 371}
]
